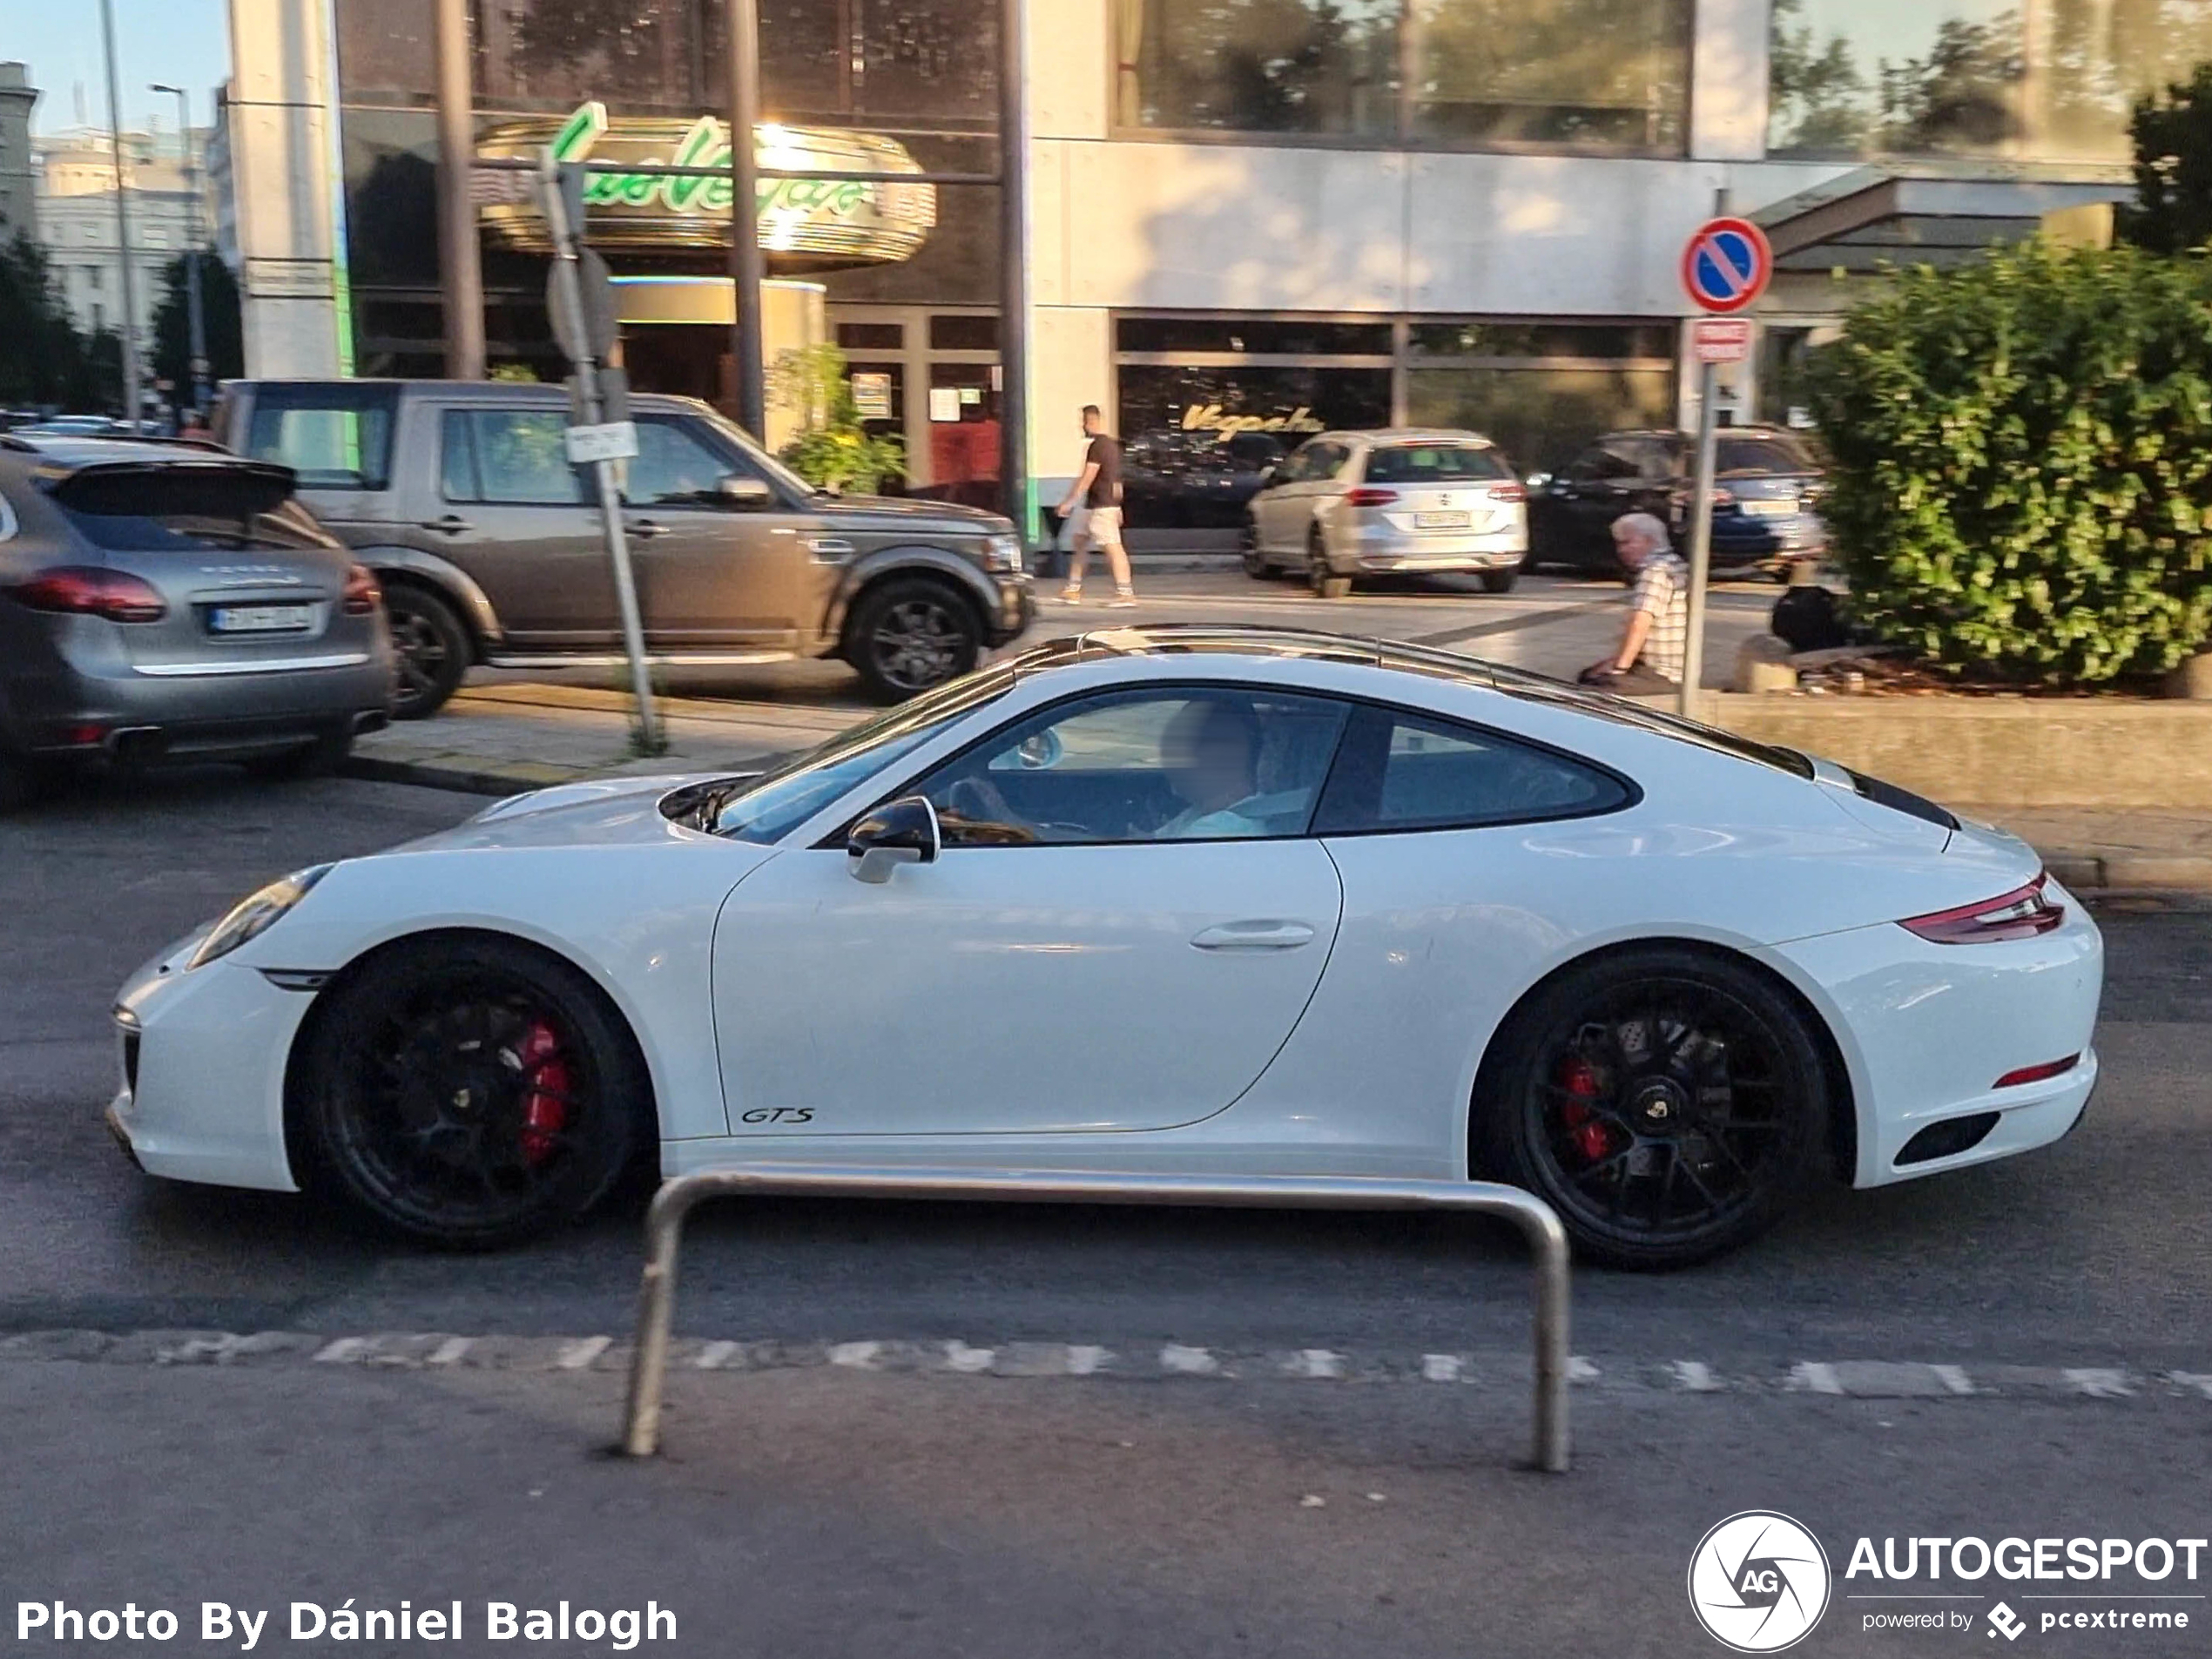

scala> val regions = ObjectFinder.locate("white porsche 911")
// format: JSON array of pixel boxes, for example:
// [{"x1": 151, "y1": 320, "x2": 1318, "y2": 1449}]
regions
[{"x1": 108, "y1": 627, "x2": 2102, "y2": 1268}]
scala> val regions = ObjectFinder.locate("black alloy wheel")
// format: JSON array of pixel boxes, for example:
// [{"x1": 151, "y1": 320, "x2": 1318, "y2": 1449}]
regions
[
  {"x1": 383, "y1": 583, "x2": 470, "y2": 720},
  {"x1": 1476, "y1": 948, "x2": 1826, "y2": 1270},
  {"x1": 847, "y1": 577, "x2": 981, "y2": 703},
  {"x1": 294, "y1": 937, "x2": 644, "y2": 1248}
]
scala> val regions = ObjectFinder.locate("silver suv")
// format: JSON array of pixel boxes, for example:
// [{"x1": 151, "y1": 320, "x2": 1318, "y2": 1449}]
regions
[{"x1": 214, "y1": 380, "x2": 1035, "y2": 715}]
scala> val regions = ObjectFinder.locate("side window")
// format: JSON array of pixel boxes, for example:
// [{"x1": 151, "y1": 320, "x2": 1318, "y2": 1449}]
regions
[
  {"x1": 1313, "y1": 705, "x2": 1630, "y2": 834},
  {"x1": 442, "y1": 410, "x2": 586, "y2": 506},
  {"x1": 624, "y1": 418, "x2": 768, "y2": 508},
  {"x1": 1305, "y1": 442, "x2": 1348, "y2": 480},
  {"x1": 239, "y1": 383, "x2": 400, "y2": 490},
  {"x1": 1269, "y1": 447, "x2": 1308, "y2": 485},
  {"x1": 908, "y1": 686, "x2": 1351, "y2": 846},
  {"x1": 1561, "y1": 446, "x2": 1610, "y2": 483}
]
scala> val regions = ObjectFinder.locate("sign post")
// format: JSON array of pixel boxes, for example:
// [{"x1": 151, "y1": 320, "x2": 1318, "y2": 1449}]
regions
[
  {"x1": 1676, "y1": 210, "x2": 1772, "y2": 719},
  {"x1": 539, "y1": 152, "x2": 662, "y2": 755}
]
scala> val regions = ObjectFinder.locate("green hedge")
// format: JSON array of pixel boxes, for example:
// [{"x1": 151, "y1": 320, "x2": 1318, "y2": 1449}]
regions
[{"x1": 1804, "y1": 242, "x2": 2212, "y2": 683}]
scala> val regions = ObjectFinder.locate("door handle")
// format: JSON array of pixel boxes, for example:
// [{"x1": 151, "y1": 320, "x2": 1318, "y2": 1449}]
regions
[
  {"x1": 421, "y1": 515, "x2": 471, "y2": 536},
  {"x1": 626, "y1": 519, "x2": 670, "y2": 539},
  {"x1": 1190, "y1": 920, "x2": 1317, "y2": 952}
]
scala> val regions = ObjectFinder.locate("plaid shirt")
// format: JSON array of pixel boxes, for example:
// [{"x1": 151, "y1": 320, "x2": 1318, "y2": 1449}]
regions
[{"x1": 1629, "y1": 551, "x2": 1689, "y2": 682}]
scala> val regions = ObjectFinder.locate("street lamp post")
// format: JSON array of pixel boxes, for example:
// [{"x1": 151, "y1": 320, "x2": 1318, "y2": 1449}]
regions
[
  {"x1": 98, "y1": 0, "x2": 143, "y2": 427},
  {"x1": 151, "y1": 84, "x2": 209, "y2": 415}
]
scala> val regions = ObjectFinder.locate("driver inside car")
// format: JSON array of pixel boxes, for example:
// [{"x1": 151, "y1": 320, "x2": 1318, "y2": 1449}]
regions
[{"x1": 942, "y1": 695, "x2": 1306, "y2": 842}]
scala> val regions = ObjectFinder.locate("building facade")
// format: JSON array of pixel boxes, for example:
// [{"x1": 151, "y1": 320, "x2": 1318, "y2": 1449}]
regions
[
  {"x1": 226, "y1": 0, "x2": 2185, "y2": 523},
  {"x1": 34, "y1": 128, "x2": 214, "y2": 343},
  {"x1": 0, "y1": 63, "x2": 37, "y2": 242}
]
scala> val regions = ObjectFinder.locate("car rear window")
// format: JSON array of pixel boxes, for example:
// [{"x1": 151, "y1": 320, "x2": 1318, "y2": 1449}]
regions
[
  {"x1": 49, "y1": 466, "x2": 333, "y2": 552},
  {"x1": 239, "y1": 383, "x2": 400, "y2": 490},
  {"x1": 1362, "y1": 444, "x2": 1512, "y2": 484},
  {"x1": 1716, "y1": 436, "x2": 1815, "y2": 475}
]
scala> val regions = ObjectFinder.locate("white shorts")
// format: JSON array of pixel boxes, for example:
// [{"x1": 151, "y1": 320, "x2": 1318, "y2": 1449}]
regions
[{"x1": 1070, "y1": 503, "x2": 1123, "y2": 547}]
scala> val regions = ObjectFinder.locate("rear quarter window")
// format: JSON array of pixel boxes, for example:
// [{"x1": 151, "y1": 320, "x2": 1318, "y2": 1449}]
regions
[
  {"x1": 1315, "y1": 705, "x2": 1633, "y2": 833},
  {"x1": 239, "y1": 384, "x2": 401, "y2": 490}
]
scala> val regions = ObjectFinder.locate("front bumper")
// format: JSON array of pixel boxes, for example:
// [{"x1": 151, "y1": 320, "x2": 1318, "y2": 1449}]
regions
[
  {"x1": 990, "y1": 575, "x2": 1036, "y2": 644},
  {"x1": 105, "y1": 930, "x2": 309, "y2": 1192}
]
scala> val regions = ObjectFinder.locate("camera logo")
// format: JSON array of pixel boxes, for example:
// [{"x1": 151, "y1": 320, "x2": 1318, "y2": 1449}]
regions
[
  {"x1": 1688, "y1": 1511, "x2": 1833, "y2": 1652},
  {"x1": 1987, "y1": 1602, "x2": 2027, "y2": 1641}
]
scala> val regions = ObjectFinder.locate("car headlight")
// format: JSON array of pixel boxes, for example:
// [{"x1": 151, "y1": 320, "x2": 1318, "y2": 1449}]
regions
[
  {"x1": 187, "y1": 865, "x2": 334, "y2": 969},
  {"x1": 982, "y1": 532, "x2": 1024, "y2": 574}
]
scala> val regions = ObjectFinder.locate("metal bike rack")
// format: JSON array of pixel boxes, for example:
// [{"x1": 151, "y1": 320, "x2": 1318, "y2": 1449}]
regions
[{"x1": 621, "y1": 1166, "x2": 1573, "y2": 1474}]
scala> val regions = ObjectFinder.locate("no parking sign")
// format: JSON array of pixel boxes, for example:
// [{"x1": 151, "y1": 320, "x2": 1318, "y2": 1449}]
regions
[{"x1": 1681, "y1": 217, "x2": 1772, "y2": 314}]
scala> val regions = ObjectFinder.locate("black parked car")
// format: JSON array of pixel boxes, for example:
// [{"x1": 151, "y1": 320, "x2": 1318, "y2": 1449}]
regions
[
  {"x1": 1121, "y1": 428, "x2": 1288, "y2": 529},
  {"x1": 1527, "y1": 427, "x2": 1828, "y2": 577}
]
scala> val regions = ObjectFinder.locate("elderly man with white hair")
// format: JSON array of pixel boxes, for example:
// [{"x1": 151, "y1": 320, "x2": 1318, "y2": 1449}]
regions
[{"x1": 1579, "y1": 510, "x2": 1690, "y2": 695}]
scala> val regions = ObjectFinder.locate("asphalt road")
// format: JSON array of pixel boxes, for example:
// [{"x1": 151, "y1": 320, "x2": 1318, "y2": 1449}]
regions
[{"x1": 3, "y1": 770, "x2": 2207, "y2": 1376}]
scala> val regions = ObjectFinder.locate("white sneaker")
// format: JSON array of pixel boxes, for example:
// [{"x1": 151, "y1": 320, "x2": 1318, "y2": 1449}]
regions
[{"x1": 1106, "y1": 591, "x2": 1139, "y2": 609}]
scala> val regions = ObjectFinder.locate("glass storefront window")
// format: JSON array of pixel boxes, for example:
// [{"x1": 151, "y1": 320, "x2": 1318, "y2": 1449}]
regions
[
  {"x1": 1405, "y1": 365, "x2": 1674, "y2": 475},
  {"x1": 1115, "y1": 0, "x2": 1689, "y2": 154},
  {"x1": 1768, "y1": 0, "x2": 2212, "y2": 160}
]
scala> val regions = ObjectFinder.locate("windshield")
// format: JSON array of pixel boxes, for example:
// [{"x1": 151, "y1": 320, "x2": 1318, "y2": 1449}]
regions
[
  {"x1": 1362, "y1": 444, "x2": 1511, "y2": 484},
  {"x1": 50, "y1": 467, "x2": 334, "y2": 552},
  {"x1": 689, "y1": 406, "x2": 822, "y2": 498},
  {"x1": 706, "y1": 666, "x2": 1015, "y2": 843}
]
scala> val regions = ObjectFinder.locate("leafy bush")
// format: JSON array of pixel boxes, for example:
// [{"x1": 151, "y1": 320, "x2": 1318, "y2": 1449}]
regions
[
  {"x1": 769, "y1": 343, "x2": 905, "y2": 496},
  {"x1": 1804, "y1": 241, "x2": 2212, "y2": 683}
]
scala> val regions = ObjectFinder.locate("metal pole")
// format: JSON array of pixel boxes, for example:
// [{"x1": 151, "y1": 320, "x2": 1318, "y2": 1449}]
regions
[
  {"x1": 541, "y1": 156, "x2": 661, "y2": 753},
  {"x1": 622, "y1": 1167, "x2": 1573, "y2": 1474},
  {"x1": 433, "y1": 0, "x2": 487, "y2": 379},
  {"x1": 996, "y1": 0, "x2": 1032, "y2": 544},
  {"x1": 1678, "y1": 185, "x2": 1730, "y2": 720},
  {"x1": 725, "y1": 0, "x2": 765, "y2": 438},
  {"x1": 153, "y1": 86, "x2": 209, "y2": 411},
  {"x1": 98, "y1": 0, "x2": 142, "y2": 426}
]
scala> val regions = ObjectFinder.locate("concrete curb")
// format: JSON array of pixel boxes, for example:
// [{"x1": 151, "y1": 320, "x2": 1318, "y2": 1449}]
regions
[{"x1": 342, "y1": 753, "x2": 579, "y2": 798}]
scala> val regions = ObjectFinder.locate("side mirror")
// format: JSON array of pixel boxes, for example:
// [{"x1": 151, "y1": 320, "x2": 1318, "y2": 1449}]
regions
[
  {"x1": 846, "y1": 795, "x2": 941, "y2": 884},
  {"x1": 718, "y1": 475, "x2": 775, "y2": 509}
]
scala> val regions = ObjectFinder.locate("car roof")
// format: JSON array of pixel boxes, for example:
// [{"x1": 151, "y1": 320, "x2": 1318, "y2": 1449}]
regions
[{"x1": 0, "y1": 433, "x2": 255, "y2": 473}]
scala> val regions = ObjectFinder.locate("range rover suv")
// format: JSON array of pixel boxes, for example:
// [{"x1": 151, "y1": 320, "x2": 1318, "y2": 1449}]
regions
[{"x1": 214, "y1": 380, "x2": 1035, "y2": 715}]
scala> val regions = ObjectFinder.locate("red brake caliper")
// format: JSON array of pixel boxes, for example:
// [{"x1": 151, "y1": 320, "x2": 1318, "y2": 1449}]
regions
[
  {"x1": 516, "y1": 1020, "x2": 569, "y2": 1165},
  {"x1": 1554, "y1": 1055, "x2": 1621, "y2": 1163}
]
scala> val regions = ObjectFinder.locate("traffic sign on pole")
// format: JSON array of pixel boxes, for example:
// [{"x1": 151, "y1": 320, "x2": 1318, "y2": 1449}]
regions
[
  {"x1": 1680, "y1": 217, "x2": 1772, "y2": 314},
  {"x1": 1690, "y1": 317, "x2": 1754, "y2": 364}
]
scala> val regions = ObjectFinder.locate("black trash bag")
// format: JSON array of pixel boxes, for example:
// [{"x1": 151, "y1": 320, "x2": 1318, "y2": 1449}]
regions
[{"x1": 1771, "y1": 583, "x2": 1848, "y2": 653}]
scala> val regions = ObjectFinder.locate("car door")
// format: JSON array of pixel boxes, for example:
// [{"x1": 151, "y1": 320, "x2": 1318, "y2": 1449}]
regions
[
  {"x1": 621, "y1": 414, "x2": 821, "y2": 651},
  {"x1": 710, "y1": 684, "x2": 1352, "y2": 1136},
  {"x1": 1553, "y1": 442, "x2": 1645, "y2": 570},
  {"x1": 1251, "y1": 444, "x2": 1305, "y2": 554},
  {"x1": 434, "y1": 404, "x2": 618, "y2": 648}
]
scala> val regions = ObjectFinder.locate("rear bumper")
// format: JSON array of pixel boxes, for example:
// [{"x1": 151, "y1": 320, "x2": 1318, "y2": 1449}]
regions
[{"x1": 1328, "y1": 527, "x2": 1528, "y2": 576}]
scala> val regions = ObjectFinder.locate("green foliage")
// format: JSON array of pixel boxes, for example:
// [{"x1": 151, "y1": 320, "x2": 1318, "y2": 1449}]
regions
[
  {"x1": 2121, "y1": 60, "x2": 2212, "y2": 254},
  {"x1": 769, "y1": 343, "x2": 905, "y2": 496},
  {"x1": 0, "y1": 233, "x2": 109, "y2": 409},
  {"x1": 1804, "y1": 240, "x2": 2212, "y2": 684},
  {"x1": 150, "y1": 253, "x2": 245, "y2": 397}
]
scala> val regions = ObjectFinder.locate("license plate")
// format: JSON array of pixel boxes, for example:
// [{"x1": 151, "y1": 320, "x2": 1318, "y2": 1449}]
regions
[
  {"x1": 1739, "y1": 497, "x2": 1798, "y2": 517},
  {"x1": 1414, "y1": 510, "x2": 1472, "y2": 529},
  {"x1": 208, "y1": 604, "x2": 314, "y2": 634}
]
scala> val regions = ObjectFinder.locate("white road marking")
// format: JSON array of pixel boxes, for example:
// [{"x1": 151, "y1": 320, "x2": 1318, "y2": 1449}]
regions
[
  {"x1": 1292, "y1": 1349, "x2": 1345, "y2": 1379},
  {"x1": 1932, "y1": 1364, "x2": 1974, "y2": 1396},
  {"x1": 556, "y1": 1336, "x2": 610, "y2": 1370},
  {"x1": 2063, "y1": 1367, "x2": 2134, "y2": 1399},
  {"x1": 1064, "y1": 1345, "x2": 1109, "y2": 1375},
  {"x1": 426, "y1": 1337, "x2": 473, "y2": 1367},
  {"x1": 1671, "y1": 1360, "x2": 1723, "y2": 1393},
  {"x1": 313, "y1": 1338, "x2": 374, "y2": 1364},
  {"x1": 941, "y1": 1340, "x2": 995, "y2": 1373},
  {"x1": 2167, "y1": 1371, "x2": 2212, "y2": 1399},
  {"x1": 1568, "y1": 1357, "x2": 1601, "y2": 1384},
  {"x1": 1791, "y1": 1362, "x2": 1845, "y2": 1395},
  {"x1": 1421, "y1": 1354, "x2": 1464, "y2": 1383},
  {"x1": 1160, "y1": 1344, "x2": 1219, "y2": 1376},
  {"x1": 828, "y1": 1341, "x2": 882, "y2": 1369},
  {"x1": 693, "y1": 1340, "x2": 742, "y2": 1370}
]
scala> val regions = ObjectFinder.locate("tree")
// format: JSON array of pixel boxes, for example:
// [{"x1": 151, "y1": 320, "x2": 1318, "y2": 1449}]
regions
[
  {"x1": 1767, "y1": 0, "x2": 1868, "y2": 152},
  {"x1": 0, "y1": 233, "x2": 96, "y2": 408},
  {"x1": 768, "y1": 343, "x2": 905, "y2": 495},
  {"x1": 2120, "y1": 60, "x2": 2212, "y2": 254},
  {"x1": 150, "y1": 253, "x2": 245, "y2": 400}
]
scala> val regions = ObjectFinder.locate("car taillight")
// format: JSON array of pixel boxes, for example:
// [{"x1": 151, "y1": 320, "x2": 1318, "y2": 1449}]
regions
[
  {"x1": 342, "y1": 564, "x2": 381, "y2": 616},
  {"x1": 1486, "y1": 482, "x2": 1527, "y2": 503},
  {"x1": 1898, "y1": 873, "x2": 2064, "y2": 944},
  {"x1": 10, "y1": 566, "x2": 167, "y2": 624},
  {"x1": 1344, "y1": 487, "x2": 1398, "y2": 508}
]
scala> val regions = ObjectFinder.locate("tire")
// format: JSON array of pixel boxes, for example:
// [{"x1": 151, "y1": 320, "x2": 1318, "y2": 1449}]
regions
[
  {"x1": 1480, "y1": 569, "x2": 1520, "y2": 595},
  {"x1": 242, "y1": 726, "x2": 354, "y2": 783},
  {"x1": 1473, "y1": 946, "x2": 1829, "y2": 1271},
  {"x1": 845, "y1": 576, "x2": 981, "y2": 703},
  {"x1": 1240, "y1": 517, "x2": 1269, "y2": 578},
  {"x1": 1308, "y1": 527, "x2": 1351, "y2": 599},
  {"x1": 293, "y1": 934, "x2": 648, "y2": 1249},
  {"x1": 383, "y1": 582, "x2": 469, "y2": 720}
]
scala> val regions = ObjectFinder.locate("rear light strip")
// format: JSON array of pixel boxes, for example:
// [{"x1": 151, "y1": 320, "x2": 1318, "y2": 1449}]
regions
[
  {"x1": 1898, "y1": 873, "x2": 2065, "y2": 944},
  {"x1": 1343, "y1": 488, "x2": 1398, "y2": 508},
  {"x1": 1993, "y1": 1053, "x2": 2081, "y2": 1089},
  {"x1": 8, "y1": 566, "x2": 167, "y2": 624}
]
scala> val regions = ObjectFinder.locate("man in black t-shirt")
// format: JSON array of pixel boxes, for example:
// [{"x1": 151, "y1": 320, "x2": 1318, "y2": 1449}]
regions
[{"x1": 1055, "y1": 405, "x2": 1136, "y2": 605}]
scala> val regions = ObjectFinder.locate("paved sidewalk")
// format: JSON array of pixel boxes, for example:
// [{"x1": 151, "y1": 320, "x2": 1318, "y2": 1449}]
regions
[{"x1": 350, "y1": 685, "x2": 2212, "y2": 890}]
